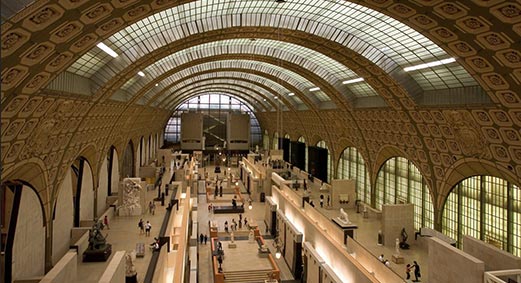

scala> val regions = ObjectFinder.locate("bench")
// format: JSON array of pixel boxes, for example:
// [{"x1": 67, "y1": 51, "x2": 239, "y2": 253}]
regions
[
  {"x1": 136, "y1": 242, "x2": 145, "y2": 257},
  {"x1": 338, "y1": 194, "x2": 349, "y2": 204},
  {"x1": 213, "y1": 205, "x2": 245, "y2": 214}
]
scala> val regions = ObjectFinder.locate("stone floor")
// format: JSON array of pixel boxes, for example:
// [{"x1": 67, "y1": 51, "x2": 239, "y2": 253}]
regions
[{"x1": 73, "y1": 164, "x2": 428, "y2": 282}]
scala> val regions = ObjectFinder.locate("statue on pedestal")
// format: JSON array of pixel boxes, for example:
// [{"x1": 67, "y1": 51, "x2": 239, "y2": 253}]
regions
[
  {"x1": 83, "y1": 219, "x2": 112, "y2": 262},
  {"x1": 399, "y1": 228, "x2": 410, "y2": 249},
  {"x1": 231, "y1": 232, "x2": 235, "y2": 243},
  {"x1": 339, "y1": 208, "x2": 350, "y2": 224},
  {"x1": 125, "y1": 251, "x2": 137, "y2": 282}
]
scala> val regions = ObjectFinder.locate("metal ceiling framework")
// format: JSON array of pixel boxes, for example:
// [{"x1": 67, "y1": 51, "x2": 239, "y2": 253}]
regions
[{"x1": 57, "y1": 0, "x2": 478, "y2": 111}]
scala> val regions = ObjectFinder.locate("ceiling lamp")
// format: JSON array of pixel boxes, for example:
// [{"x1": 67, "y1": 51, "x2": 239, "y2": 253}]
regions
[
  {"x1": 137, "y1": 71, "x2": 145, "y2": 77},
  {"x1": 96, "y1": 42, "x2": 118, "y2": 58},
  {"x1": 404, "y1": 58, "x2": 456, "y2": 72},
  {"x1": 342, "y1": 78, "x2": 364, "y2": 85},
  {"x1": 287, "y1": 92, "x2": 295, "y2": 96},
  {"x1": 309, "y1": 87, "x2": 320, "y2": 92}
]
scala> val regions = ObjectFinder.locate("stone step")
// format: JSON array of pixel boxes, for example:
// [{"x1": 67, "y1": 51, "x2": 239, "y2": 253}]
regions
[{"x1": 223, "y1": 269, "x2": 273, "y2": 283}]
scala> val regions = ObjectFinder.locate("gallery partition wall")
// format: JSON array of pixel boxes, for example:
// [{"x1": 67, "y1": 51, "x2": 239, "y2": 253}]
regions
[
  {"x1": 375, "y1": 157, "x2": 434, "y2": 230},
  {"x1": 442, "y1": 175, "x2": 521, "y2": 257}
]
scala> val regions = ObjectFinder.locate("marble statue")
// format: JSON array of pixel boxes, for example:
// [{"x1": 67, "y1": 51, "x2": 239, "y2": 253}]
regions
[
  {"x1": 118, "y1": 178, "x2": 142, "y2": 216},
  {"x1": 125, "y1": 251, "x2": 137, "y2": 277},
  {"x1": 339, "y1": 208, "x2": 350, "y2": 224},
  {"x1": 395, "y1": 238, "x2": 400, "y2": 255},
  {"x1": 231, "y1": 232, "x2": 235, "y2": 243}
]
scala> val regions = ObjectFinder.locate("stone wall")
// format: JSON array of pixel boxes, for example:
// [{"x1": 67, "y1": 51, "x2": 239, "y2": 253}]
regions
[
  {"x1": 428, "y1": 237, "x2": 484, "y2": 283},
  {"x1": 463, "y1": 235, "x2": 521, "y2": 271},
  {"x1": 381, "y1": 204, "x2": 414, "y2": 248}
]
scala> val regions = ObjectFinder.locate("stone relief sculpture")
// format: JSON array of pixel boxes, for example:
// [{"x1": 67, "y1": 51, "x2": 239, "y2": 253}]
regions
[
  {"x1": 447, "y1": 110, "x2": 490, "y2": 158},
  {"x1": 118, "y1": 178, "x2": 142, "y2": 216}
]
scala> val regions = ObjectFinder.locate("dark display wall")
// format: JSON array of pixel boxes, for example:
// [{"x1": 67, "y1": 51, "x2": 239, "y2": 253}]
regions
[
  {"x1": 307, "y1": 146, "x2": 328, "y2": 183},
  {"x1": 290, "y1": 141, "x2": 306, "y2": 170},
  {"x1": 279, "y1": 138, "x2": 290, "y2": 162}
]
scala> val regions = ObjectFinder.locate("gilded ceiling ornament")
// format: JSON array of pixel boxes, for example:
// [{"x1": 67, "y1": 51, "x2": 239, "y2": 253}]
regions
[
  {"x1": 446, "y1": 111, "x2": 490, "y2": 158},
  {"x1": 21, "y1": 101, "x2": 74, "y2": 159},
  {"x1": 2, "y1": 32, "x2": 23, "y2": 51},
  {"x1": 499, "y1": 4, "x2": 521, "y2": 18},
  {"x1": 29, "y1": 8, "x2": 57, "y2": 25}
]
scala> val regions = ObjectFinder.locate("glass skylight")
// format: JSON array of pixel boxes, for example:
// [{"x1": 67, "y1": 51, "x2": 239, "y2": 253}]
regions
[
  {"x1": 141, "y1": 60, "x2": 325, "y2": 107},
  {"x1": 66, "y1": 0, "x2": 478, "y2": 106}
]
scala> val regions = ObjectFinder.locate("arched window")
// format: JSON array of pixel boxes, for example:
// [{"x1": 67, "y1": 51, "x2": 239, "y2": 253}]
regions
[
  {"x1": 337, "y1": 147, "x2": 370, "y2": 204},
  {"x1": 375, "y1": 157, "x2": 433, "y2": 230},
  {"x1": 164, "y1": 94, "x2": 262, "y2": 147},
  {"x1": 316, "y1": 140, "x2": 332, "y2": 183},
  {"x1": 442, "y1": 176, "x2": 520, "y2": 256}
]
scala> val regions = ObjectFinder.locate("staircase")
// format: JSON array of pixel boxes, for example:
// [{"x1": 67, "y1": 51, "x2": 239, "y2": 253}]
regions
[
  {"x1": 223, "y1": 269, "x2": 273, "y2": 283},
  {"x1": 203, "y1": 113, "x2": 226, "y2": 147}
]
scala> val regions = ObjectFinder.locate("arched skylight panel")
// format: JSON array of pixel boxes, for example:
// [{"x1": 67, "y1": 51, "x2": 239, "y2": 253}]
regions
[
  {"x1": 408, "y1": 65, "x2": 479, "y2": 90},
  {"x1": 162, "y1": 79, "x2": 287, "y2": 108},
  {"x1": 150, "y1": 83, "x2": 275, "y2": 111},
  {"x1": 73, "y1": 0, "x2": 454, "y2": 90},
  {"x1": 175, "y1": 93, "x2": 257, "y2": 114},
  {"x1": 167, "y1": 89, "x2": 269, "y2": 112},
  {"x1": 149, "y1": 70, "x2": 294, "y2": 105},
  {"x1": 145, "y1": 60, "x2": 319, "y2": 104},
  {"x1": 165, "y1": 80, "x2": 277, "y2": 107},
  {"x1": 166, "y1": 88, "x2": 271, "y2": 112},
  {"x1": 124, "y1": 40, "x2": 351, "y2": 93},
  {"x1": 345, "y1": 81, "x2": 379, "y2": 98},
  {"x1": 151, "y1": 71, "x2": 300, "y2": 107},
  {"x1": 123, "y1": 59, "x2": 314, "y2": 96}
]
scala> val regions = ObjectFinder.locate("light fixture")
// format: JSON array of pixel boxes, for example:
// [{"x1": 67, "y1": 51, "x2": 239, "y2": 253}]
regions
[
  {"x1": 235, "y1": 181, "x2": 239, "y2": 186},
  {"x1": 180, "y1": 193, "x2": 186, "y2": 199},
  {"x1": 287, "y1": 92, "x2": 294, "y2": 96},
  {"x1": 137, "y1": 71, "x2": 145, "y2": 77},
  {"x1": 309, "y1": 87, "x2": 320, "y2": 92},
  {"x1": 97, "y1": 42, "x2": 118, "y2": 58},
  {"x1": 404, "y1": 57, "x2": 456, "y2": 72},
  {"x1": 274, "y1": 96, "x2": 278, "y2": 99},
  {"x1": 263, "y1": 98, "x2": 266, "y2": 101},
  {"x1": 342, "y1": 77, "x2": 364, "y2": 85},
  {"x1": 155, "y1": 83, "x2": 158, "y2": 86},
  {"x1": 275, "y1": 251, "x2": 281, "y2": 259},
  {"x1": 248, "y1": 198, "x2": 253, "y2": 210}
]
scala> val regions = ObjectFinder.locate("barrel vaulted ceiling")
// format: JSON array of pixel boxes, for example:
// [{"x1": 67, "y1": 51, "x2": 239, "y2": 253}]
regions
[{"x1": 1, "y1": 0, "x2": 521, "y2": 219}]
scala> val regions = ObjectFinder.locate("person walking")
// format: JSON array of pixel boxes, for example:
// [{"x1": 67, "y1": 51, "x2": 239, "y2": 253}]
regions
[
  {"x1": 224, "y1": 221, "x2": 229, "y2": 233},
  {"x1": 145, "y1": 221, "x2": 152, "y2": 237},
  {"x1": 405, "y1": 264, "x2": 412, "y2": 280},
  {"x1": 103, "y1": 215, "x2": 110, "y2": 230},
  {"x1": 412, "y1": 261, "x2": 421, "y2": 282},
  {"x1": 199, "y1": 233, "x2": 204, "y2": 244},
  {"x1": 204, "y1": 234, "x2": 208, "y2": 244},
  {"x1": 320, "y1": 194, "x2": 324, "y2": 208},
  {"x1": 138, "y1": 219, "x2": 144, "y2": 235}
]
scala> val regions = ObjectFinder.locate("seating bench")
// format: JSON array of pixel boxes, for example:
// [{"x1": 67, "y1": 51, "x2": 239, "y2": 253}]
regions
[{"x1": 339, "y1": 194, "x2": 349, "y2": 204}]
